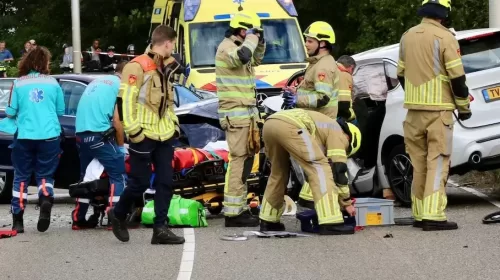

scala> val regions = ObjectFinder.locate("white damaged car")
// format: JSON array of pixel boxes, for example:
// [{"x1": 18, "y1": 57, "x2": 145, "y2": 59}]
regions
[
  {"x1": 349, "y1": 27, "x2": 500, "y2": 205},
  {"x1": 264, "y1": 27, "x2": 500, "y2": 207}
]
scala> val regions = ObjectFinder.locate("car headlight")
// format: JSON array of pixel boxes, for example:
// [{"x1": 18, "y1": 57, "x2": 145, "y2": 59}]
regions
[{"x1": 69, "y1": 63, "x2": 74, "y2": 69}]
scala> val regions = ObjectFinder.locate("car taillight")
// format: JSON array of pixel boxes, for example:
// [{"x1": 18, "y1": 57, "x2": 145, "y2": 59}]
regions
[{"x1": 201, "y1": 82, "x2": 217, "y2": 92}]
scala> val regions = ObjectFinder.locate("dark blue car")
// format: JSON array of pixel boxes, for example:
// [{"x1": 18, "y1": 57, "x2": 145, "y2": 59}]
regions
[{"x1": 0, "y1": 74, "x2": 219, "y2": 203}]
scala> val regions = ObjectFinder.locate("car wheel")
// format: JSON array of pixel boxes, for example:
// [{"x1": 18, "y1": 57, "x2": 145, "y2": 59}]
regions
[
  {"x1": 387, "y1": 144, "x2": 412, "y2": 207},
  {"x1": 0, "y1": 171, "x2": 13, "y2": 204}
]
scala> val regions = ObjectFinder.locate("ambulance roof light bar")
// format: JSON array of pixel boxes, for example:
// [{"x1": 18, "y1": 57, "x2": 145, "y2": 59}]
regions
[
  {"x1": 276, "y1": 0, "x2": 298, "y2": 17},
  {"x1": 184, "y1": 0, "x2": 201, "y2": 22}
]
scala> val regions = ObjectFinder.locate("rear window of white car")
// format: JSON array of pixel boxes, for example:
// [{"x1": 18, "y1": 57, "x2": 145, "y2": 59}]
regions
[{"x1": 460, "y1": 32, "x2": 500, "y2": 74}]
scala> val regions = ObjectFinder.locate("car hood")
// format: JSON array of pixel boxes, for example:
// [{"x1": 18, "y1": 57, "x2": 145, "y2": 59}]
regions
[{"x1": 174, "y1": 98, "x2": 219, "y2": 115}]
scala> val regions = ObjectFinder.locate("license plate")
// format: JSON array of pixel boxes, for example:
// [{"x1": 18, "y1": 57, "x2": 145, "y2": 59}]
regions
[{"x1": 482, "y1": 86, "x2": 500, "y2": 103}]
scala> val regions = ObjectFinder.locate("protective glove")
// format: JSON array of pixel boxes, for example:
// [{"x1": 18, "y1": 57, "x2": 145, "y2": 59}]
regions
[
  {"x1": 282, "y1": 90, "x2": 297, "y2": 107},
  {"x1": 245, "y1": 28, "x2": 259, "y2": 36},
  {"x1": 258, "y1": 29, "x2": 265, "y2": 44},
  {"x1": 458, "y1": 111, "x2": 472, "y2": 121},
  {"x1": 118, "y1": 146, "x2": 127, "y2": 155}
]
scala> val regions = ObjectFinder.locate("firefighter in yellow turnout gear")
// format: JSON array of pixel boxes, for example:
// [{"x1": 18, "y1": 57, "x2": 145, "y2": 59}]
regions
[
  {"x1": 298, "y1": 55, "x2": 359, "y2": 205},
  {"x1": 336, "y1": 55, "x2": 357, "y2": 122},
  {"x1": 215, "y1": 10, "x2": 266, "y2": 227},
  {"x1": 288, "y1": 22, "x2": 354, "y2": 207},
  {"x1": 397, "y1": 0, "x2": 471, "y2": 231},
  {"x1": 283, "y1": 21, "x2": 342, "y2": 118},
  {"x1": 259, "y1": 108, "x2": 360, "y2": 235}
]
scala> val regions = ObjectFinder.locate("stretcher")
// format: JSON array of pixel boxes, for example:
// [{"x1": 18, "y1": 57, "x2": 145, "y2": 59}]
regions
[
  {"x1": 69, "y1": 145, "x2": 267, "y2": 223},
  {"x1": 148, "y1": 147, "x2": 264, "y2": 215}
]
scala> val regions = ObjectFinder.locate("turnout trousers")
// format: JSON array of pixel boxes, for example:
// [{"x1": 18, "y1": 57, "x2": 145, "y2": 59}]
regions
[
  {"x1": 11, "y1": 136, "x2": 61, "y2": 214},
  {"x1": 259, "y1": 119, "x2": 344, "y2": 225},
  {"x1": 223, "y1": 125, "x2": 256, "y2": 217},
  {"x1": 114, "y1": 138, "x2": 174, "y2": 227},
  {"x1": 403, "y1": 110, "x2": 453, "y2": 222},
  {"x1": 73, "y1": 132, "x2": 126, "y2": 222}
]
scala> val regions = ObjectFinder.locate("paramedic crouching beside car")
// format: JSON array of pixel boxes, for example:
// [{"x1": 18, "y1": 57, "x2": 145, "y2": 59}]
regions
[
  {"x1": 71, "y1": 62, "x2": 128, "y2": 230},
  {"x1": 7, "y1": 47, "x2": 65, "y2": 234},
  {"x1": 109, "y1": 25, "x2": 185, "y2": 245}
]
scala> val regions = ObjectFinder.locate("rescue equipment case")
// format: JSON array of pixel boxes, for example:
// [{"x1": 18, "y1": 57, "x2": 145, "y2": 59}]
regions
[{"x1": 353, "y1": 198, "x2": 395, "y2": 226}]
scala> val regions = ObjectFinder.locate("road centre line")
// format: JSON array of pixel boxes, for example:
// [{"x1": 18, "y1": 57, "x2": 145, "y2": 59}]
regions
[{"x1": 177, "y1": 228, "x2": 196, "y2": 280}]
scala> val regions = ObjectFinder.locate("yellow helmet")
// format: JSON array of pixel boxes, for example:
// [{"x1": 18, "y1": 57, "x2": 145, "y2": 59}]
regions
[
  {"x1": 346, "y1": 123, "x2": 361, "y2": 157},
  {"x1": 303, "y1": 21, "x2": 336, "y2": 44},
  {"x1": 229, "y1": 11, "x2": 262, "y2": 31},
  {"x1": 422, "y1": 0, "x2": 451, "y2": 10}
]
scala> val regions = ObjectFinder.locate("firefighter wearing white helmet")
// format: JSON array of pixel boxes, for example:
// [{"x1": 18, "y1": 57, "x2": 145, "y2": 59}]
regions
[
  {"x1": 215, "y1": 10, "x2": 266, "y2": 227},
  {"x1": 259, "y1": 107, "x2": 361, "y2": 234},
  {"x1": 282, "y1": 21, "x2": 345, "y2": 208},
  {"x1": 397, "y1": 0, "x2": 470, "y2": 231}
]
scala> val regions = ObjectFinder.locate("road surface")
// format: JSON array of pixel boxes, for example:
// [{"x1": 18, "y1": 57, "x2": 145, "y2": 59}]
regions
[{"x1": 1, "y1": 186, "x2": 500, "y2": 280}]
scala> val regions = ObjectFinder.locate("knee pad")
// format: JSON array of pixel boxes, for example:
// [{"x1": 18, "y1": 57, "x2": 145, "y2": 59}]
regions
[
  {"x1": 331, "y1": 162, "x2": 348, "y2": 185},
  {"x1": 242, "y1": 156, "x2": 255, "y2": 182}
]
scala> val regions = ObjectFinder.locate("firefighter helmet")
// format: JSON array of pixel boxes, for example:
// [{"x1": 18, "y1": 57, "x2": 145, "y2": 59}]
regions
[
  {"x1": 303, "y1": 21, "x2": 336, "y2": 44},
  {"x1": 422, "y1": 0, "x2": 451, "y2": 10},
  {"x1": 229, "y1": 11, "x2": 262, "y2": 31},
  {"x1": 347, "y1": 123, "x2": 361, "y2": 157}
]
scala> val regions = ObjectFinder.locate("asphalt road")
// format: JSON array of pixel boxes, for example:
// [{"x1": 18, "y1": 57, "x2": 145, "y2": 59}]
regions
[{"x1": 2, "y1": 185, "x2": 500, "y2": 280}]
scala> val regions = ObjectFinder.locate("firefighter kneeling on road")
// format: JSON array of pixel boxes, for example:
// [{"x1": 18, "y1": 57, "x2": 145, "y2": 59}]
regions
[
  {"x1": 397, "y1": 0, "x2": 471, "y2": 231},
  {"x1": 215, "y1": 10, "x2": 266, "y2": 227},
  {"x1": 71, "y1": 62, "x2": 128, "y2": 230},
  {"x1": 259, "y1": 106, "x2": 360, "y2": 235}
]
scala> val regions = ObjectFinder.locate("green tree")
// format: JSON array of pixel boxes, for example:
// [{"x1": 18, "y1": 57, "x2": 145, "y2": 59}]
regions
[
  {"x1": 0, "y1": 0, "x2": 154, "y2": 75},
  {"x1": 345, "y1": 0, "x2": 489, "y2": 54}
]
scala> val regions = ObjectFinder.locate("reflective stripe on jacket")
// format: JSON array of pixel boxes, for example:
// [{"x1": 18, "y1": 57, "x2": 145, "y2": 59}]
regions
[
  {"x1": 6, "y1": 72, "x2": 65, "y2": 140},
  {"x1": 266, "y1": 109, "x2": 350, "y2": 202},
  {"x1": 215, "y1": 34, "x2": 266, "y2": 126},
  {"x1": 397, "y1": 18, "x2": 469, "y2": 111},
  {"x1": 296, "y1": 53, "x2": 340, "y2": 118},
  {"x1": 337, "y1": 63, "x2": 356, "y2": 121},
  {"x1": 118, "y1": 53, "x2": 178, "y2": 142}
]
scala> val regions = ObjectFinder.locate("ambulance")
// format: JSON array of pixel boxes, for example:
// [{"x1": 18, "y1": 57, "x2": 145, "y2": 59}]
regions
[{"x1": 150, "y1": 0, "x2": 307, "y2": 100}]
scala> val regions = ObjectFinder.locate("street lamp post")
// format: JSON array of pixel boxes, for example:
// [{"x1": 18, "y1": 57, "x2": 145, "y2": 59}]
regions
[
  {"x1": 490, "y1": 0, "x2": 500, "y2": 28},
  {"x1": 71, "y1": 0, "x2": 82, "y2": 73}
]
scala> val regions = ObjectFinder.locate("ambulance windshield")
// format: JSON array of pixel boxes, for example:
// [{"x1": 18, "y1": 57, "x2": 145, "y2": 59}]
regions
[{"x1": 189, "y1": 18, "x2": 306, "y2": 68}]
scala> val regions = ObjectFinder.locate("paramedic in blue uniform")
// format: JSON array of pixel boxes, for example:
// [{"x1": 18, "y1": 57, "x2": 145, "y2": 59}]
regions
[
  {"x1": 72, "y1": 62, "x2": 128, "y2": 230},
  {"x1": 7, "y1": 47, "x2": 65, "y2": 234}
]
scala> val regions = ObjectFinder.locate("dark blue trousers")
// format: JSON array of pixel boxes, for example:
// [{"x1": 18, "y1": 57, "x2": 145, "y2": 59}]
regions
[
  {"x1": 11, "y1": 137, "x2": 61, "y2": 214},
  {"x1": 114, "y1": 138, "x2": 174, "y2": 227},
  {"x1": 73, "y1": 132, "x2": 126, "y2": 222}
]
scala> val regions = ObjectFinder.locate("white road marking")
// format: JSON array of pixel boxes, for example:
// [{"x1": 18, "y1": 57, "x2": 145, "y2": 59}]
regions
[
  {"x1": 449, "y1": 179, "x2": 500, "y2": 209},
  {"x1": 177, "y1": 228, "x2": 196, "y2": 280}
]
